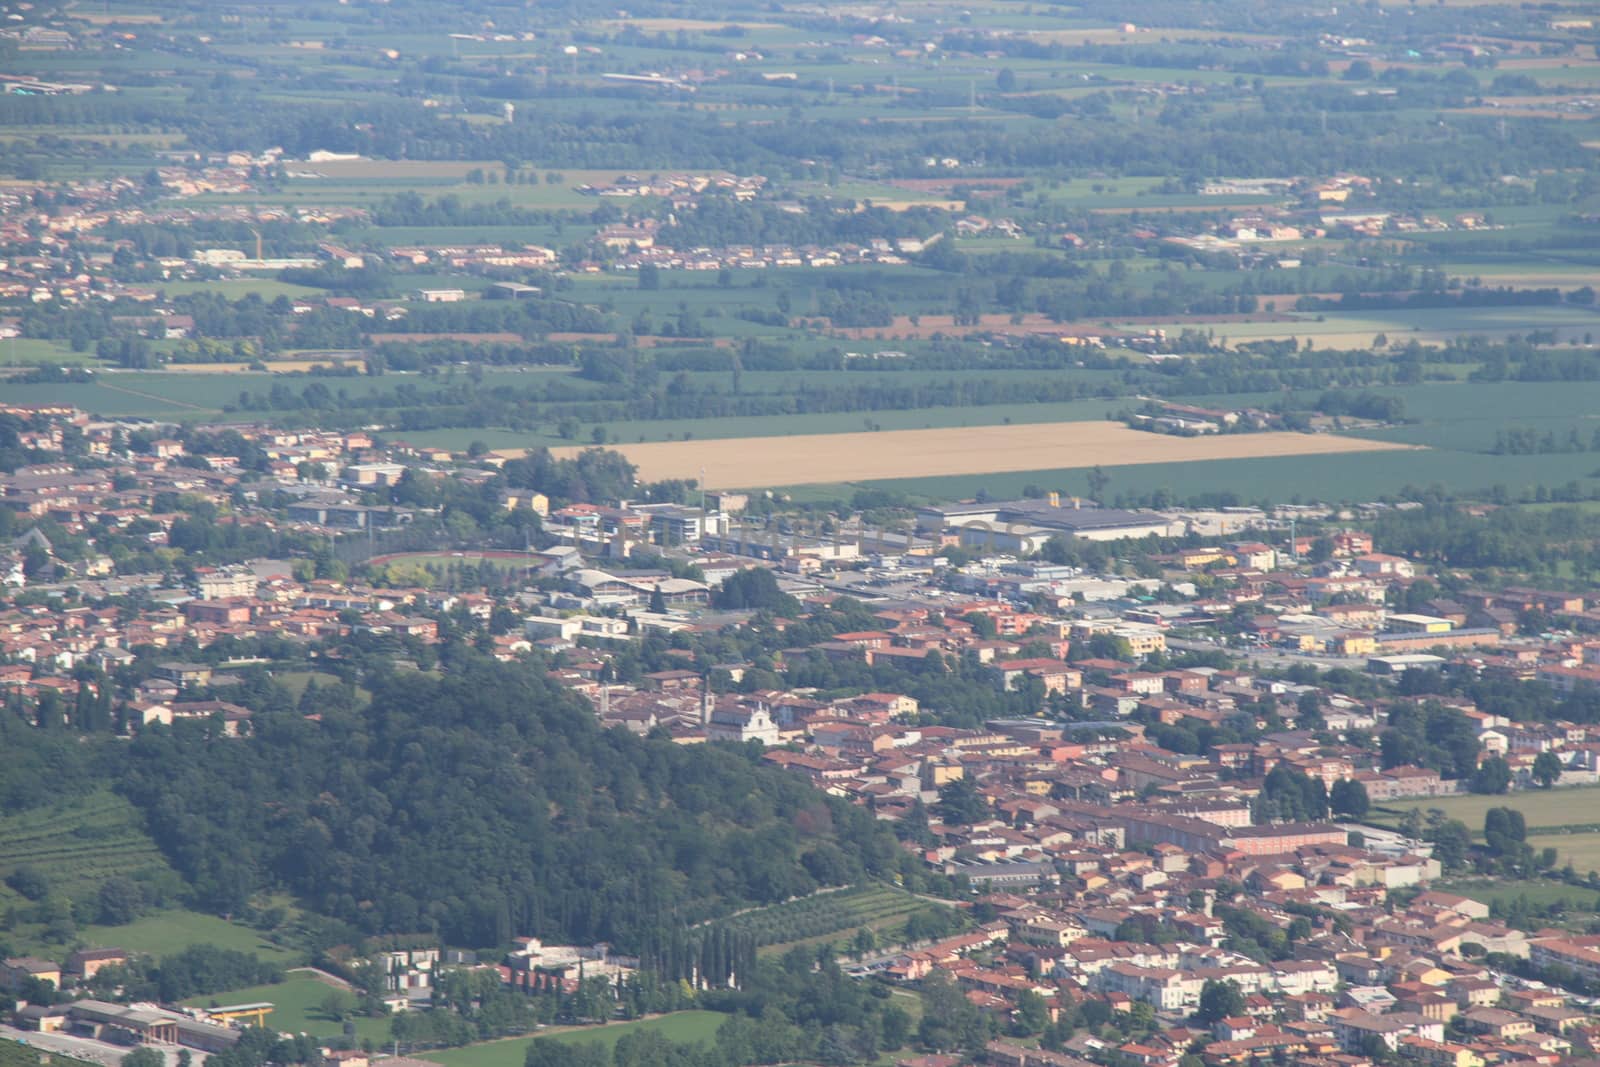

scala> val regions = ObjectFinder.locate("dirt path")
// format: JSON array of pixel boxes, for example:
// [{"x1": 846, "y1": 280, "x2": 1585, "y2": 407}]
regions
[
  {"x1": 95, "y1": 380, "x2": 215, "y2": 412},
  {"x1": 289, "y1": 965, "x2": 356, "y2": 991}
]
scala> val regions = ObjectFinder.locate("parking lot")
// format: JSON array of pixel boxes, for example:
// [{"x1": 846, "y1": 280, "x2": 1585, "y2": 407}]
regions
[{"x1": 0, "y1": 1024, "x2": 201, "y2": 1067}]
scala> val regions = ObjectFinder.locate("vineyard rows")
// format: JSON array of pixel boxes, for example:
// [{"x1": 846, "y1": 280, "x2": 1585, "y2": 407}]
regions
[
  {"x1": 716, "y1": 885, "x2": 922, "y2": 948},
  {"x1": 0, "y1": 791, "x2": 175, "y2": 899}
]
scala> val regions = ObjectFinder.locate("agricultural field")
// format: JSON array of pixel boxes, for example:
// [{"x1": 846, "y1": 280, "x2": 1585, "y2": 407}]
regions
[
  {"x1": 429, "y1": 1011, "x2": 731, "y2": 1067},
  {"x1": 0, "y1": 368, "x2": 564, "y2": 421},
  {"x1": 0, "y1": 792, "x2": 177, "y2": 911},
  {"x1": 1115, "y1": 305, "x2": 1600, "y2": 350},
  {"x1": 713, "y1": 884, "x2": 928, "y2": 955},
  {"x1": 839, "y1": 380, "x2": 1600, "y2": 506},
  {"x1": 0, "y1": 338, "x2": 96, "y2": 366},
  {"x1": 0, "y1": 790, "x2": 296, "y2": 961},
  {"x1": 154, "y1": 280, "x2": 329, "y2": 301},
  {"x1": 409, "y1": 397, "x2": 1126, "y2": 453},
  {"x1": 546, "y1": 422, "x2": 1413, "y2": 489},
  {"x1": 11, "y1": 908, "x2": 302, "y2": 965},
  {"x1": 1369, "y1": 784, "x2": 1600, "y2": 835},
  {"x1": 1433, "y1": 879, "x2": 1600, "y2": 912},
  {"x1": 1529, "y1": 830, "x2": 1600, "y2": 874}
]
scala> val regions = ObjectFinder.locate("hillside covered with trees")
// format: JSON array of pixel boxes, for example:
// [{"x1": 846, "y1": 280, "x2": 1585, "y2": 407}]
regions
[{"x1": 6, "y1": 655, "x2": 912, "y2": 953}]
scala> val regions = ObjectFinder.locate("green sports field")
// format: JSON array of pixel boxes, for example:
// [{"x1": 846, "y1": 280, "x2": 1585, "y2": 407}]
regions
[
  {"x1": 429, "y1": 1011, "x2": 730, "y2": 1067},
  {"x1": 184, "y1": 976, "x2": 386, "y2": 1041}
]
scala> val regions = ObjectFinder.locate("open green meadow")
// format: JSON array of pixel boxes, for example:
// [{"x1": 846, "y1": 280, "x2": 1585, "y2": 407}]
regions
[
  {"x1": 822, "y1": 448, "x2": 1456, "y2": 508},
  {"x1": 1369, "y1": 784, "x2": 1600, "y2": 836},
  {"x1": 155, "y1": 279, "x2": 329, "y2": 301},
  {"x1": 272, "y1": 670, "x2": 372, "y2": 707},
  {"x1": 403, "y1": 398, "x2": 1127, "y2": 453},
  {"x1": 2, "y1": 368, "x2": 570, "y2": 420},
  {"x1": 1527, "y1": 831, "x2": 1600, "y2": 874},
  {"x1": 1435, "y1": 879, "x2": 1600, "y2": 911},
  {"x1": 0, "y1": 338, "x2": 95, "y2": 366},
  {"x1": 429, "y1": 1011, "x2": 730, "y2": 1067},
  {"x1": 0, "y1": 793, "x2": 297, "y2": 962},
  {"x1": 813, "y1": 380, "x2": 1600, "y2": 504},
  {"x1": 70, "y1": 910, "x2": 300, "y2": 963},
  {"x1": 183, "y1": 976, "x2": 386, "y2": 1041}
]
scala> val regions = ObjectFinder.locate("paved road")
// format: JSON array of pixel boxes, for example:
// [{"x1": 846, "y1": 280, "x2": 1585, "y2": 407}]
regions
[{"x1": 0, "y1": 1024, "x2": 201, "y2": 1067}]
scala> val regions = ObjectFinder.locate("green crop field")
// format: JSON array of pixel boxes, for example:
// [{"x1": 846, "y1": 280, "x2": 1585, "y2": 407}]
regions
[
  {"x1": 711, "y1": 884, "x2": 930, "y2": 957},
  {"x1": 429, "y1": 1011, "x2": 730, "y2": 1067},
  {"x1": 399, "y1": 398, "x2": 1126, "y2": 453},
  {"x1": 0, "y1": 791, "x2": 177, "y2": 910},
  {"x1": 820, "y1": 449, "x2": 1406, "y2": 507},
  {"x1": 1435, "y1": 879, "x2": 1600, "y2": 912},
  {"x1": 2, "y1": 368, "x2": 570, "y2": 421},
  {"x1": 826, "y1": 380, "x2": 1600, "y2": 504},
  {"x1": 183, "y1": 976, "x2": 386, "y2": 1040},
  {"x1": 65, "y1": 910, "x2": 301, "y2": 964},
  {"x1": 1368, "y1": 785, "x2": 1600, "y2": 835},
  {"x1": 0, "y1": 338, "x2": 96, "y2": 366},
  {"x1": 155, "y1": 280, "x2": 330, "y2": 300},
  {"x1": 1528, "y1": 831, "x2": 1600, "y2": 875}
]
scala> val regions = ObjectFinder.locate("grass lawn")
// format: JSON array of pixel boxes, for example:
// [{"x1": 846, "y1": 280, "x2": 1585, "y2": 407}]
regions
[
  {"x1": 183, "y1": 976, "x2": 386, "y2": 1042},
  {"x1": 429, "y1": 1011, "x2": 729, "y2": 1067},
  {"x1": 71, "y1": 909, "x2": 301, "y2": 964},
  {"x1": 0, "y1": 337, "x2": 97, "y2": 366},
  {"x1": 403, "y1": 398, "x2": 1125, "y2": 453},
  {"x1": 1437, "y1": 879, "x2": 1600, "y2": 911},
  {"x1": 1527, "y1": 831, "x2": 1600, "y2": 875},
  {"x1": 154, "y1": 279, "x2": 329, "y2": 300},
  {"x1": 1369, "y1": 784, "x2": 1600, "y2": 835},
  {"x1": 273, "y1": 670, "x2": 372, "y2": 707}
]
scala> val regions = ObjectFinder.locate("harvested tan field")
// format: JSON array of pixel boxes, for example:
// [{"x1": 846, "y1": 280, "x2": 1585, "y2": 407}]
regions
[
  {"x1": 1457, "y1": 105, "x2": 1593, "y2": 120},
  {"x1": 294, "y1": 161, "x2": 627, "y2": 183},
  {"x1": 864, "y1": 199, "x2": 966, "y2": 212},
  {"x1": 599, "y1": 17, "x2": 783, "y2": 31},
  {"x1": 545, "y1": 332, "x2": 732, "y2": 348},
  {"x1": 809, "y1": 311, "x2": 1300, "y2": 340},
  {"x1": 540, "y1": 422, "x2": 1417, "y2": 488},
  {"x1": 160, "y1": 359, "x2": 359, "y2": 374},
  {"x1": 1026, "y1": 27, "x2": 1283, "y2": 44},
  {"x1": 887, "y1": 178, "x2": 1026, "y2": 193}
]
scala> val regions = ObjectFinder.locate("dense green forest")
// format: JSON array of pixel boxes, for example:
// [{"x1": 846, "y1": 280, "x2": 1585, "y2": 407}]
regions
[{"x1": 3, "y1": 655, "x2": 913, "y2": 951}]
